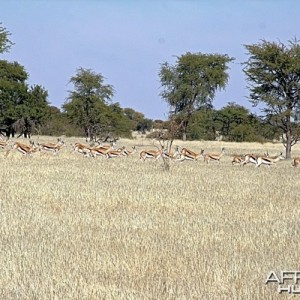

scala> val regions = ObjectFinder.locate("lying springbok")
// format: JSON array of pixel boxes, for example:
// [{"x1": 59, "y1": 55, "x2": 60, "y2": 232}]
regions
[
  {"x1": 255, "y1": 152, "x2": 285, "y2": 168},
  {"x1": 203, "y1": 148, "x2": 225, "y2": 164}
]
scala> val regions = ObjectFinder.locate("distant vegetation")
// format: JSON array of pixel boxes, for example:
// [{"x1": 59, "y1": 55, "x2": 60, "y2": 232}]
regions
[{"x1": 1, "y1": 23, "x2": 300, "y2": 156}]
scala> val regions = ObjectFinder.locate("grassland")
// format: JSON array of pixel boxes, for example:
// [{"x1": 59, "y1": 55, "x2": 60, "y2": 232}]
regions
[{"x1": 0, "y1": 137, "x2": 300, "y2": 299}]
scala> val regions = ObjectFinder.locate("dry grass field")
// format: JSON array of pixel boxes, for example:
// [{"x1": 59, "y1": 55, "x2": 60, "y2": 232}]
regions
[{"x1": 1, "y1": 136, "x2": 300, "y2": 299}]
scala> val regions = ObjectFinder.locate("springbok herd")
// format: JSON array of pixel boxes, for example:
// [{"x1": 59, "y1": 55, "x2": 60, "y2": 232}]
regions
[{"x1": 0, "y1": 137, "x2": 299, "y2": 168}]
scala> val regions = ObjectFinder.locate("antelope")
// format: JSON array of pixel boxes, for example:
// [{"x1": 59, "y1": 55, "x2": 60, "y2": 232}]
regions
[
  {"x1": 255, "y1": 152, "x2": 285, "y2": 168},
  {"x1": 38, "y1": 138, "x2": 65, "y2": 155},
  {"x1": 140, "y1": 148, "x2": 163, "y2": 161},
  {"x1": 123, "y1": 146, "x2": 137, "y2": 157},
  {"x1": 0, "y1": 138, "x2": 12, "y2": 150},
  {"x1": 292, "y1": 157, "x2": 300, "y2": 168},
  {"x1": 241, "y1": 154, "x2": 258, "y2": 166},
  {"x1": 162, "y1": 147, "x2": 181, "y2": 160},
  {"x1": 106, "y1": 146, "x2": 126, "y2": 159},
  {"x1": 93, "y1": 142, "x2": 115, "y2": 151},
  {"x1": 231, "y1": 155, "x2": 245, "y2": 165},
  {"x1": 12, "y1": 141, "x2": 40, "y2": 157},
  {"x1": 203, "y1": 148, "x2": 225, "y2": 164},
  {"x1": 92, "y1": 139, "x2": 116, "y2": 148},
  {"x1": 0, "y1": 139, "x2": 13, "y2": 157},
  {"x1": 178, "y1": 147, "x2": 204, "y2": 161},
  {"x1": 72, "y1": 142, "x2": 93, "y2": 157},
  {"x1": 90, "y1": 146, "x2": 111, "y2": 158}
]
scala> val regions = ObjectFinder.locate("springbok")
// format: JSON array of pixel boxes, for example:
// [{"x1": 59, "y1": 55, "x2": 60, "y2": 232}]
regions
[
  {"x1": 106, "y1": 146, "x2": 127, "y2": 159},
  {"x1": 11, "y1": 141, "x2": 40, "y2": 157},
  {"x1": 203, "y1": 148, "x2": 225, "y2": 164},
  {"x1": 38, "y1": 138, "x2": 65, "y2": 155},
  {"x1": 231, "y1": 155, "x2": 245, "y2": 166},
  {"x1": 123, "y1": 146, "x2": 137, "y2": 157},
  {"x1": 255, "y1": 152, "x2": 285, "y2": 168},
  {"x1": 241, "y1": 154, "x2": 258, "y2": 166},
  {"x1": 140, "y1": 147, "x2": 163, "y2": 161},
  {"x1": 292, "y1": 157, "x2": 300, "y2": 168},
  {"x1": 178, "y1": 147, "x2": 204, "y2": 161},
  {"x1": 0, "y1": 138, "x2": 12, "y2": 150},
  {"x1": 162, "y1": 146, "x2": 181, "y2": 160}
]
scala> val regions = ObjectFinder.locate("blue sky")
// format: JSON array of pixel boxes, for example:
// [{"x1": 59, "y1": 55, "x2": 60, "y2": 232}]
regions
[{"x1": 1, "y1": 0, "x2": 299, "y2": 120}]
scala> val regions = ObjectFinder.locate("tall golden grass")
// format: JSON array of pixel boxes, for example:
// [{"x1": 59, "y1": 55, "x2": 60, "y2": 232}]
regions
[{"x1": 0, "y1": 136, "x2": 299, "y2": 299}]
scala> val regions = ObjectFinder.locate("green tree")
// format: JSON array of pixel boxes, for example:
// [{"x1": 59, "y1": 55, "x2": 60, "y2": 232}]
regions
[
  {"x1": 216, "y1": 102, "x2": 252, "y2": 141},
  {"x1": 0, "y1": 23, "x2": 13, "y2": 54},
  {"x1": 0, "y1": 60, "x2": 50, "y2": 137},
  {"x1": 243, "y1": 39, "x2": 300, "y2": 158},
  {"x1": 123, "y1": 107, "x2": 153, "y2": 133},
  {"x1": 0, "y1": 25, "x2": 50, "y2": 137},
  {"x1": 63, "y1": 67, "x2": 114, "y2": 141},
  {"x1": 159, "y1": 52, "x2": 234, "y2": 140},
  {"x1": 16, "y1": 85, "x2": 50, "y2": 137},
  {"x1": 0, "y1": 60, "x2": 28, "y2": 134},
  {"x1": 187, "y1": 108, "x2": 219, "y2": 140},
  {"x1": 41, "y1": 106, "x2": 84, "y2": 137},
  {"x1": 124, "y1": 108, "x2": 145, "y2": 131},
  {"x1": 107, "y1": 103, "x2": 132, "y2": 138}
]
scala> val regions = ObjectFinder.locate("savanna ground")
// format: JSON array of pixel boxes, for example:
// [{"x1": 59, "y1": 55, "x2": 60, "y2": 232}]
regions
[{"x1": 0, "y1": 136, "x2": 300, "y2": 299}]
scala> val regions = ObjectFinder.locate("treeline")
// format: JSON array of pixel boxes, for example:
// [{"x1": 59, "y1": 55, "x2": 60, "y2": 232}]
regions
[
  {"x1": 38, "y1": 102, "x2": 281, "y2": 143},
  {"x1": 0, "y1": 56, "x2": 280, "y2": 142},
  {"x1": 39, "y1": 105, "x2": 154, "y2": 139}
]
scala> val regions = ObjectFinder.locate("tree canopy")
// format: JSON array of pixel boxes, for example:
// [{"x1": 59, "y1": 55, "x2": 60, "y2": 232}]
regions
[
  {"x1": 63, "y1": 67, "x2": 132, "y2": 140},
  {"x1": 159, "y1": 52, "x2": 234, "y2": 140},
  {"x1": 0, "y1": 23, "x2": 13, "y2": 54},
  {"x1": 63, "y1": 68, "x2": 114, "y2": 140},
  {"x1": 243, "y1": 38, "x2": 300, "y2": 158},
  {"x1": 0, "y1": 60, "x2": 49, "y2": 137}
]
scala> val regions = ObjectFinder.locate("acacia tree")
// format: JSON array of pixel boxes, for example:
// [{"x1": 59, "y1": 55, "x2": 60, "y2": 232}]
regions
[
  {"x1": 0, "y1": 23, "x2": 13, "y2": 54},
  {"x1": 63, "y1": 67, "x2": 115, "y2": 141},
  {"x1": 243, "y1": 39, "x2": 300, "y2": 158},
  {"x1": 18, "y1": 85, "x2": 49, "y2": 137},
  {"x1": 0, "y1": 24, "x2": 49, "y2": 137},
  {"x1": 0, "y1": 60, "x2": 49, "y2": 137},
  {"x1": 159, "y1": 52, "x2": 234, "y2": 140}
]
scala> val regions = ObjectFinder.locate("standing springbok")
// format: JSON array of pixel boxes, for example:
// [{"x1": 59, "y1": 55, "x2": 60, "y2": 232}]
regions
[
  {"x1": 255, "y1": 152, "x2": 285, "y2": 168},
  {"x1": 203, "y1": 148, "x2": 225, "y2": 164}
]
